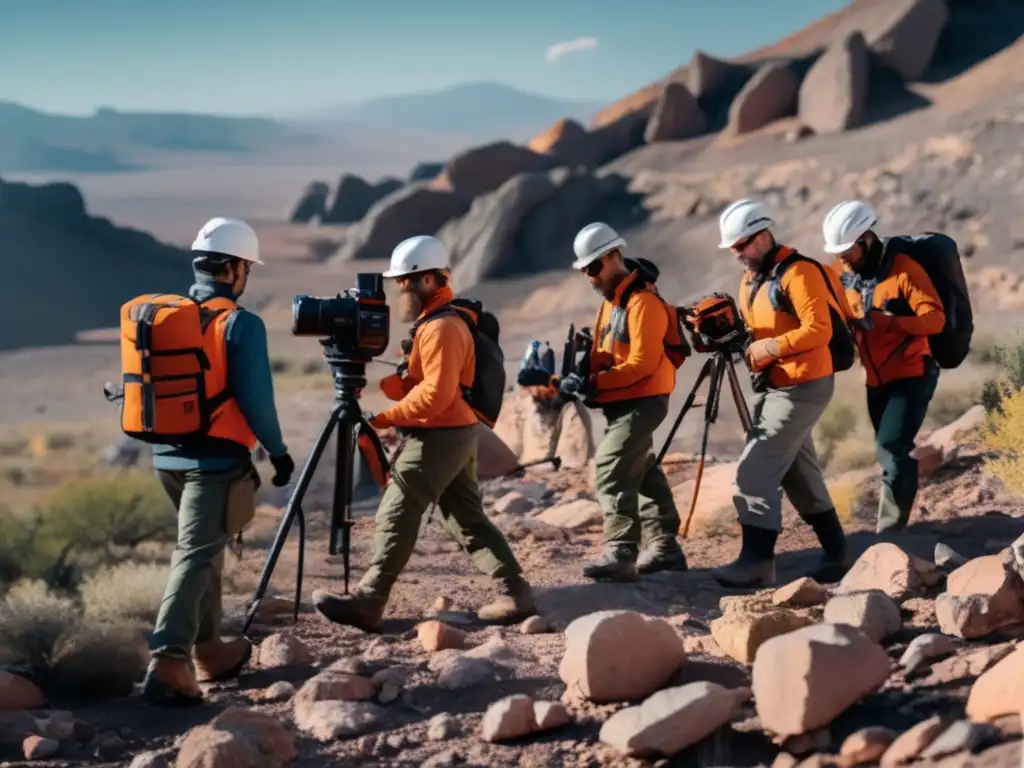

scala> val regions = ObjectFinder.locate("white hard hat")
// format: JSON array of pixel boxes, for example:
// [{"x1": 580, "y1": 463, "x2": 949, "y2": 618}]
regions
[
  {"x1": 718, "y1": 199, "x2": 774, "y2": 249},
  {"x1": 572, "y1": 222, "x2": 626, "y2": 270},
  {"x1": 383, "y1": 235, "x2": 450, "y2": 279},
  {"x1": 191, "y1": 217, "x2": 264, "y2": 264},
  {"x1": 822, "y1": 199, "x2": 878, "y2": 254}
]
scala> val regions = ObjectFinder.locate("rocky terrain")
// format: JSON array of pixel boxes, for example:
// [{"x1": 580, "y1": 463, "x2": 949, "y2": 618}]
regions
[{"x1": 2, "y1": 393, "x2": 1024, "y2": 767}]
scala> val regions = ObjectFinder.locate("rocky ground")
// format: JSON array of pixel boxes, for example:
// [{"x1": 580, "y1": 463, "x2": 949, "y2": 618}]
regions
[{"x1": 2, "y1": 407, "x2": 1024, "y2": 767}]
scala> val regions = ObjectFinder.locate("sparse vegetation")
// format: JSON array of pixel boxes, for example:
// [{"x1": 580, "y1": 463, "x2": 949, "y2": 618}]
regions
[
  {"x1": 828, "y1": 477, "x2": 870, "y2": 524},
  {"x1": 81, "y1": 561, "x2": 171, "y2": 627},
  {"x1": 981, "y1": 331, "x2": 1024, "y2": 413},
  {"x1": 982, "y1": 384, "x2": 1024, "y2": 496}
]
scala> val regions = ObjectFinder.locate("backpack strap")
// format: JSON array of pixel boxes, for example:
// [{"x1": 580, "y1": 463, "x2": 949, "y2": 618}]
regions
[
  {"x1": 196, "y1": 296, "x2": 240, "y2": 412},
  {"x1": 405, "y1": 302, "x2": 477, "y2": 402}
]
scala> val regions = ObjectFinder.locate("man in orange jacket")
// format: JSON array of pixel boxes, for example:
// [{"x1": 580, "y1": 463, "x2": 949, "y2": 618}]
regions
[
  {"x1": 823, "y1": 200, "x2": 945, "y2": 533},
  {"x1": 557, "y1": 222, "x2": 688, "y2": 581},
  {"x1": 715, "y1": 199, "x2": 850, "y2": 588},
  {"x1": 312, "y1": 236, "x2": 535, "y2": 631}
]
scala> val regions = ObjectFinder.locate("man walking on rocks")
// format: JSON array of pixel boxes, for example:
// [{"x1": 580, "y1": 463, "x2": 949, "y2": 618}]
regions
[
  {"x1": 141, "y1": 217, "x2": 295, "y2": 706},
  {"x1": 312, "y1": 235, "x2": 536, "y2": 631},
  {"x1": 557, "y1": 222, "x2": 689, "y2": 582},
  {"x1": 823, "y1": 200, "x2": 946, "y2": 533},
  {"x1": 717, "y1": 200, "x2": 850, "y2": 588}
]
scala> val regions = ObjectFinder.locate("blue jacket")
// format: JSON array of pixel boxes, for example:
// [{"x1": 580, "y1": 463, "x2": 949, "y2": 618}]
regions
[{"x1": 150, "y1": 279, "x2": 288, "y2": 472}]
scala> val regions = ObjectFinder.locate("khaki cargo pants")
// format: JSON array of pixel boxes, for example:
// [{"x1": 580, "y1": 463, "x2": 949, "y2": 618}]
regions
[
  {"x1": 733, "y1": 375, "x2": 835, "y2": 532},
  {"x1": 149, "y1": 463, "x2": 257, "y2": 660},
  {"x1": 594, "y1": 395, "x2": 681, "y2": 548},
  {"x1": 359, "y1": 425, "x2": 522, "y2": 595}
]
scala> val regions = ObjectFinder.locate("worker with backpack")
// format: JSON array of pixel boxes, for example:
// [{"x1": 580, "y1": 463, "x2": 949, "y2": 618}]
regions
[
  {"x1": 715, "y1": 199, "x2": 851, "y2": 589},
  {"x1": 124, "y1": 217, "x2": 295, "y2": 706},
  {"x1": 555, "y1": 222, "x2": 690, "y2": 582},
  {"x1": 823, "y1": 200, "x2": 969, "y2": 534},
  {"x1": 312, "y1": 235, "x2": 536, "y2": 631}
]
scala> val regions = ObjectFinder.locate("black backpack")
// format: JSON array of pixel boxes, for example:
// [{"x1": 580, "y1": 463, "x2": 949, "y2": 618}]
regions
[
  {"x1": 882, "y1": 233, "x2": 973, "y2": 369},
  {"x1": 757, "y1": 251, "x2": 856, "y2": 373},
  {"x1": 408, "y1": 298, "x2": 506, "y2": 427}
]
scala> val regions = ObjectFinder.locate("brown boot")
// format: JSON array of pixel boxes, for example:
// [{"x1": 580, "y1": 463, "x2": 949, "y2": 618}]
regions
[
  {"x1": 141, "y1": 656, "x2": 203, "y2": 707},
  {"x1": 312, "y1": 587, "x2": 388, "y2": 633},
  {"x1": 192, "y1": 637, "x2": 253, "y2": 683},
  {"x1": 477, "y1": 575, "x2": 537, "y2": 624}
]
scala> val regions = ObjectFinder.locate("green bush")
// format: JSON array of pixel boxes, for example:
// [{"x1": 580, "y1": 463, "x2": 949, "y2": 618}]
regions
[{"x1": 982, "y1": 332, "x2": 1024, "y2": 413}]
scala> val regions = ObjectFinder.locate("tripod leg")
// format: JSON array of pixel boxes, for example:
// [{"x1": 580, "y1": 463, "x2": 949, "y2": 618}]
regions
[
  {"x1": 656, "y1": 356, "x2": 716, "y2": 464},
  {"x1": 242, "y1": 405, "x2": 340, "y2": 635},
  {"x1": 725, "y1": 359, "x2": 754, "y2": 435},
  {"x1": 680, "y1": 356, "x2": 727, "y2": 538},
  {"x1": 329, "y1": 411, "x2": 360, "y2": 594},
  {"x1": 294, "y1": 505, "x2": 305, "y2": 624}
]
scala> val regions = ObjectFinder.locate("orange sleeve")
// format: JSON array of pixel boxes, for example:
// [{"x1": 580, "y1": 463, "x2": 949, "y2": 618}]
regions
[
  {"x1": 594, "y1": 292, "x2": 668, "y2": 391},
  {"x1": 375, "y1": 317, "x2": 470, "y2": 427},
  {"x1": 895, "y1": 259, "x2": 945, "y2": 336},
  {"x1": 379, "y1": 373, "x2": 410, "y2": 402},
  {"x1": 774, "y1": 261, "x2": 832, "y2": 356}
]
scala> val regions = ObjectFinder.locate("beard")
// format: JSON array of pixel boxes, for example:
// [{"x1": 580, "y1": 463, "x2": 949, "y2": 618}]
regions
[{"x1": 398, "y1": 291, "x2": 424, "y2": 323}]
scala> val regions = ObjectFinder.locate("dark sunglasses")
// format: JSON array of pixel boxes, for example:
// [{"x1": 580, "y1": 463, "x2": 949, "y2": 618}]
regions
[
  {"x1": 730, "y1": 233, "x2": 757, "y2": 252},
  {"x1": 581, "y1": 257, "x2": 604, "y2": 277}
]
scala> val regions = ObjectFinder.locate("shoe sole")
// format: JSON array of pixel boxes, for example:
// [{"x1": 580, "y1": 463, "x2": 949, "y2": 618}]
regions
[{"x1": 195, "y1": 642, "x2": 254, "y2": 684}]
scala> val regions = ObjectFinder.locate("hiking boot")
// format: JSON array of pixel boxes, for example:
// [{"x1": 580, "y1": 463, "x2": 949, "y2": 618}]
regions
[
  {"x1": 141, "y1": 656, "x2": 203, "y2": 707},
  {"x1": 192, "y1": 637, "x2": 252, "y2": 683},
  {"x1": 803, "y1": 508, "x2": 851, "y2": 583},
  {"x1": 711, "y1": 525, "x2": 778, "y2": 589},
  {"x1": 312, "y1": 587, "x2": 388, "y2": 633},
  {"x1": 477, "y1": 574, "x2": 537, "y2": 624},
  {"x1": 582, "y1": 544, "x2": 638, "y2": 582},
  {"x1": 876, "y1": 486, "x2": 910, "y2": 534},
  {"x1": 637, "y1": 537, "x2": 689, "y2": 575}
]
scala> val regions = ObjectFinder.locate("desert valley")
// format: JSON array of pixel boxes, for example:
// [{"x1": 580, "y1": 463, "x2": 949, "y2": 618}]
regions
[{"x1": 2, "y1": 0, "x2": 1024, "y2": 766}]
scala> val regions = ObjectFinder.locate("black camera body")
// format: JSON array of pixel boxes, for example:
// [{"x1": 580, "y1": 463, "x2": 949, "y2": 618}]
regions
[
  {"x1": 681, "y1": 293, "x2": 750, "y2": 356},
  {"x1": 292, "y1": 273, "x2": 390, "y2": 362}
]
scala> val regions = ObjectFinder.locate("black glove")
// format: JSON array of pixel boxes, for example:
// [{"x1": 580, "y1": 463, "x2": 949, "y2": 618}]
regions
[
  {"x1": 882, "y1": 296, "x2": 913, "y2": 317},
  {"x1": 557, "y1": 373, "x2": 591, "y2": 400},
  {"x1": 270, "y1": 452, "x2": 295, "y2": 487},
  {"x1": 517, "y1": 366, "x2": 553, "y2": 387}
]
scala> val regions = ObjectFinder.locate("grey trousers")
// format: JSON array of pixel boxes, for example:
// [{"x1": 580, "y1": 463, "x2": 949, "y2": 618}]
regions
[{"x1": 734, "y1": 375, "x2": 835, "y2": 531}]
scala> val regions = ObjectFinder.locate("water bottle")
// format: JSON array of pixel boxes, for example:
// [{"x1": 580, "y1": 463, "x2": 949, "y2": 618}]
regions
[{"x1": 522, "y1": 340, "x2": 541, "y2": 370}]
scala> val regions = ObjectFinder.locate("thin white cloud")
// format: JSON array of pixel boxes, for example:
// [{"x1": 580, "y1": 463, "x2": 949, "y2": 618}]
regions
[{"x1": 545, "y1": 36, "x2": 598, "y2": 63}]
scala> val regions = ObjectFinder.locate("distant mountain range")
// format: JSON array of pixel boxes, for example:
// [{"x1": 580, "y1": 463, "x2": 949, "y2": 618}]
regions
[
  {"x1": 0, "y1": 83, "x2": 605, "y2": 172},
  {"x1": 297, "y1": 81, "x2": 605, "y2": 140}
]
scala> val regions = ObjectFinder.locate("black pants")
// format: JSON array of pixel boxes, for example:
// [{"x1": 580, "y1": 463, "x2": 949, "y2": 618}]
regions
[{"x1": 866, "y1": 358, "x2": 940, "y2": 526}]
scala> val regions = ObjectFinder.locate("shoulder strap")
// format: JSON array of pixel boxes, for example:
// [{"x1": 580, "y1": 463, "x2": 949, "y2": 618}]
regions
[
  {"x1": 196, "y1": 296, "x2": 239, "y2": 333},
  {"x1": 774, "y1": 251, "x2": 845, "y2": 310}
]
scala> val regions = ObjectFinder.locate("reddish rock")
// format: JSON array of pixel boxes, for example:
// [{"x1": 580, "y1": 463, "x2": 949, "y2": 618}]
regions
[
  {"x1": 417, "y1": 620, "x2": 468, "y2": 652},
  {"x1": 965, "y1": 645, "x2": 1024, "y2": 723},
  {"x1": 0, "y1": 671, "x2": 44, "y2": 711},
  {"x1": 175, "y1": 708, "x2": 296, "y2": 768},
  {"x1": 773, "y1": 578, "x2": 829, "y2": 608}
]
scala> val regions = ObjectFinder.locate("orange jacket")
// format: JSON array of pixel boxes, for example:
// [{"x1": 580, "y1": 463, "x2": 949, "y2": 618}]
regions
[
  {"x1": 372, "y1": 286, "x2": 478, "y2": 429},
  {"x1": 834, "y1": 251, "x2": 945, "y2": 387},
  {"x1": 199, "y1": 296, "x2": 258, "y2": 450},
  {"x1": 588, "y1": 270, "x2": 677, "y2": 404},
  {"x1": 739, "y1": 246, "x2": 838, "y2": 388}
]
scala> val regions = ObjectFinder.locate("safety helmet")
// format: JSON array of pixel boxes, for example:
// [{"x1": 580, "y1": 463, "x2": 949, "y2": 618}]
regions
[
  {"x1": 572, "y1": 222, "x2": 626, "y2": 270},
  {"x1": 191, "y1": 217, "x2": 263, "y2": 265},
  {"x1": 718, "y1": 199, "x2": 774, "y2": 249},
  {"x1": 383, "y1": 235, "x2": 450, "y2": 279},
  {"x1": 822, "y1": 200, "x2": 878, "y2": 254}
]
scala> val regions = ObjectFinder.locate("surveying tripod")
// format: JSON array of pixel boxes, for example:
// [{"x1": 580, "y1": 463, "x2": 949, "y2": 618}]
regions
[{"x1": 656, "y1": 343, "x2": 754, "y2": 537}]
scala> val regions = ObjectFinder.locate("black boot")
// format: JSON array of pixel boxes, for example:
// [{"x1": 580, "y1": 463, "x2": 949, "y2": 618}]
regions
[
  {"x1": 804, "y1": 508, "x2": 852, "y2": 584},
  {"x1": 637, "y1": 536, "x2": 689, "y2": 575},
  {"x1": 582, "y1": 543, "x2": 638, "y2": 582},
  {"x1": 711, "y1": 525, "x2": 778, "y2": 588}
]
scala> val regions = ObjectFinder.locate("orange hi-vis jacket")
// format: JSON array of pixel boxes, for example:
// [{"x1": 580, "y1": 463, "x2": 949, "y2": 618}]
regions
[
  {"x1": 589, "y1": 270, "x2": 678, "y2": 405},
  {"x1": 200, "y1": 296, "x2": 259, "y2": 450},
  {"x1": 373, "y1": 286, "x2": 478, "y2": 429},
  {"x1": 739, "y1": 245, "x2": 838, "y2": 388},
  {"x1": 833, "y1": 251, "x2": 945, "y2": 388}
]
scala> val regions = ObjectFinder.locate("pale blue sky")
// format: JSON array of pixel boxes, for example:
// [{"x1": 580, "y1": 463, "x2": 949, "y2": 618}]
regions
[{"x1": 1, "y1": 0, "x2": 849, "y2": 117}]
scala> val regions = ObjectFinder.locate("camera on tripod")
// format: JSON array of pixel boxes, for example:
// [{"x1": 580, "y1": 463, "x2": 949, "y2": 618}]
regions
[
  {"x1": 680, "y1": 293, "x2": 750, "y2": 356},
  {"x1": 292, "y1": 273, "x2": 391, "y2": 363}
]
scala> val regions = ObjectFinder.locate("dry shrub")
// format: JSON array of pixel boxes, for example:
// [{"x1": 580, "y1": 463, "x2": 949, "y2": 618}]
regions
[
  {"x1": 828, "y1": 478, "x2": 871, "y2": 524},
  {"x1": 926, "y1": 382, "x2": 982, "y2": 429},
  {"x1": 982, "y1": 386, "x2": 1024, "y2": 496},
  {"x1": 826, "y1": 433, "x2": 878, "y2": 474},
  {"x1": 81, "y1": 561, "x2": 170, "y2": 627},
  {"x1": 814, "y1": 397, "x2": 868, "y2": 468},
  {"x1": 0, "y1": 578, "x2": 147, "y2": 699}
]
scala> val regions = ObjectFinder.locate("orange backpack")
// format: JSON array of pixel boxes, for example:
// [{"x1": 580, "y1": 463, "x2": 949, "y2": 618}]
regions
[
  {"x1": 117, "y1": 294, "x2": 236, "y2": 444},
  {"x1": 619, "y1": 258, "x2": 692, "y2": 369}
]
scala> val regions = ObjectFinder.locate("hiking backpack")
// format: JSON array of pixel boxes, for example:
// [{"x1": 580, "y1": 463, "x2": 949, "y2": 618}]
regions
[
  {"x1": 116, "y1": 293, "x2": 237, "y2": 444},
  {"x1": 758, "y1": 251, "x2": 857, "y2": 373},
  {"x1": 408, "y1": 298, "x2": 506, "y2": 427},
  {"x1": 618, "y1": 257, "x2": 692, "y2": 368},
  {"x1": 882, "y1": 233, "x2": 973, "y2": 369}
]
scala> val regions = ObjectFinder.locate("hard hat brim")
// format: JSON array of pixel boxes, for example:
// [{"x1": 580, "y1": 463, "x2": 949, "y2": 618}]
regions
[
  {"x1": 572, "y1": 237, "x2": 625, "y2": 270},
  {"x1": 191, "y1": 238, "x2": 265, "y2": 265},
  {"x1": 823, "y1": 240, "x2": 857, "y2": 254}
]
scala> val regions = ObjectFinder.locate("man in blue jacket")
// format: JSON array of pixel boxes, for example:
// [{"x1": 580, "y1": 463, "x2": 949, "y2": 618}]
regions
[{"x1": 142, "y1": 217, "x2": 295, "y2": 706}]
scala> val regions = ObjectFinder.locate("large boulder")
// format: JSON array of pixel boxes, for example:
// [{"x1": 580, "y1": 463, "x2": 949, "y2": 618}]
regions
[
  {"x1": 726, "y1": 61, "x2": 801, "y2": 135},
  {"x1": 333, "y1": 183, "x2": 469, "y2": 262},
  {"x1": 643, "y1": 83, "x2": 707, "y2": 143},
  {"x1": 589, "y1": 107, "x2": 653, "y2": 165},
  {"x1": 865, "y1": 0, "x2": 950, "y2": 81},
  {"x1": 527, "y1": 118, "x2": 603, "y2": 168},
  {"x1": 685, "y1": 51, "x2": 753, "y2": 102},
  {"x1": 289, "y1": 181, "x2": 330, "y2": 223},
  {"x1": 409, "y1": 161, "x2": 444, "y2": 182},
  {"x1": 797, "y1": 31, "x2": 871, "y2": 134},
  {"x1": 323, "y1": 174, "x2": 403, "y2": 224},
  {"x1": 441, "y1": 167, "x2": 639, "y2": 290},
  {"x1": 434, "y1": 141, "x2": 556, "y2": 199}
]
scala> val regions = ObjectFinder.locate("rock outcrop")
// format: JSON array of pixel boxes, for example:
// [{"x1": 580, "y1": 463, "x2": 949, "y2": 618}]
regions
[
  {"x1": 643, "y1": 83, "x2": 707, "y2": 144},
  {"x1": 433, "y1": 141, "x2": 556, "y2": 199},
  {"x1": 289, "y1": 181, "x2": 331, "y2": 223},
  {"x1": 797, "y1": 31, "x2": 871, "y2": 134},
  {"x1": 323, "y1": 175, "x2": 403, "y2": 224},
  {"x1": 726, "y1": 61, "x2": 801, "y2": 135},
  {"x1": 865, "y1": 0, "x2": 950, "y2": 81}
]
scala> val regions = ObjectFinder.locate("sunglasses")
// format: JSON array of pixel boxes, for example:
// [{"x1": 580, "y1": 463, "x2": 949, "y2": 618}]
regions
[
  {"x1": 730, "y1": 233, "x2": 758, "y2": 252},
  {"x1": 581, "y1": 258, "x2": 604, "y2": 277}
]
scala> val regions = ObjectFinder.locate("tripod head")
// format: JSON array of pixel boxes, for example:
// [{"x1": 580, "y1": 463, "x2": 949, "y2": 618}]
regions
[{"x1": 320, "y1": 340, "x2": 370, "y2": 405}]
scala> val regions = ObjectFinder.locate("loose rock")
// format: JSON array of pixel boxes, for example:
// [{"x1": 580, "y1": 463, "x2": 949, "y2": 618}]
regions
[
  {"x1": 710, "y1": 609, "x2": 816, "y2": 664},
  {"x1": 257, "y1": 632, "x2": 313, "y2": 668},
  {"x1": 823, "y1": 589, "x2": 902, "y2": 642},
  {"x1": 417, "y1": 620, "x2": 468, "y2": 652},
  {"x1": 772, "y1": 577, "x2": 829, "y2": 608}
]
